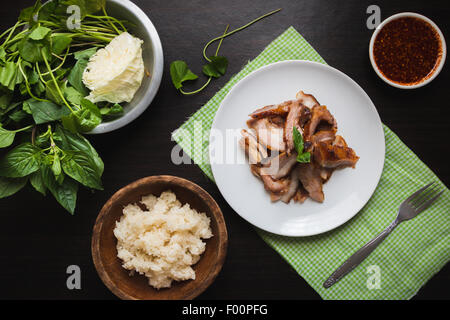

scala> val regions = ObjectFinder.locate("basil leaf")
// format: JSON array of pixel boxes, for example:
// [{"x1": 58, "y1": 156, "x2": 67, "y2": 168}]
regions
[
  {"x1": 61, "y1": 113, "x2": 78, "y2": 133},
  {"x1": 67, "y1": 59, "x2": 89, "y2": 95},
  {"x1": 25, "y1": 99, "x2": 71, "y2": 124},
  {"x1": 41, "y1": 164, "x2": 78, "y2": 214},
  {"x1": 293, "y1": 127, "x2": 311, "y2": 163},
  {"x1": 293, "y1": 127, "x2": 304, "y2": 154},
  {"x1": 62, "y1": 151, "x2": 103, "y2": 190},
  {"x1": 54, "y1": 125, "x2": 104, "y2": 175},
  {"x1": 0, "y1": 176, "x2": 28, "y2": 199},
  {"x1": 296, "y1": 152, "x2": 311, "y2": 163},
  {"x1": 67, "y1": 48, "x2": 97, "y2": 95},
  {"x1": 8, "y1": 110, "x2": 29, "y2": 123},
  {"x1": 202, "y1": 56, "x2": 228, "y2": 78},
  {"x1": 66, "y1": 99, "x2": 102, "y2": 132},
  {"x1": 52, "y1": 153, "x2": 62, "y2": 177},
  {"x1": 0, "y1": 143, "x2": 41, "y2": 178},
  {"x1": 170, "y1": 60, "x2": 198, "y2": 89},
  {"x1": 100, "y1": 104, "x2": 123, "y2": 117},
  {"x1": 30, "y1": 170, "x2": 46, "y2": 196},
  {"x1": 0, "y1": 126, "x2": 15, "y2": 148}
]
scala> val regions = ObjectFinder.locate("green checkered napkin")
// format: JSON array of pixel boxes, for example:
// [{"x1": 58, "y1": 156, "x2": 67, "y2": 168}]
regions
[{"x1": 172, "y1": 27, "x2": 450, "y2": 300}]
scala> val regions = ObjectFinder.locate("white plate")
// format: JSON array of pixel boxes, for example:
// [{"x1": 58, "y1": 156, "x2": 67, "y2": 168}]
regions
[{"x1": 209, "y1": 60, "x2": 385, "y2": 236}]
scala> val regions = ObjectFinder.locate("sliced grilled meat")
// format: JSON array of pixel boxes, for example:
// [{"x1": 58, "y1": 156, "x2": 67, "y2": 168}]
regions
[{"x1": 298, "y1": 163, "x2": 325, "y2": 203}]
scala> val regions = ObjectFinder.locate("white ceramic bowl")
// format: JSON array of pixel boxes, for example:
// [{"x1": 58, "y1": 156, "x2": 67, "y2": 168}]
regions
[
  {"x1": 369, "y1": 12, "x2": 446, "y2": 89},
  {"x1": 89, "y1": 0, "x2": 163, "y2": 134}
]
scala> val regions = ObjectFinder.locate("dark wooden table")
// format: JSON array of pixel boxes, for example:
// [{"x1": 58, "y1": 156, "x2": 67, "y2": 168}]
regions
[{"x1": 0, "y1": 0, "x2": 448, "y2": 300}]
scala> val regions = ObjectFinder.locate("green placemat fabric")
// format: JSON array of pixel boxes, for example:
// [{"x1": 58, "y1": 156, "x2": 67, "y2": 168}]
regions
[{"x1": 172, "y1": 27, "x2": 450, "y2": 300}]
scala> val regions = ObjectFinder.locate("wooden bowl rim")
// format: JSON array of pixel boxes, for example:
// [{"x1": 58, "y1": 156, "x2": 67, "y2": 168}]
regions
[{"x1": 91, "y1": 175, "x2": 228, "y2": 300}]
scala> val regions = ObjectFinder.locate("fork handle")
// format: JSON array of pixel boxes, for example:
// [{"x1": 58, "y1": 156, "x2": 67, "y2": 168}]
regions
[{"x1": 323, "y1": 219, "x2": 399, "y2": 288}]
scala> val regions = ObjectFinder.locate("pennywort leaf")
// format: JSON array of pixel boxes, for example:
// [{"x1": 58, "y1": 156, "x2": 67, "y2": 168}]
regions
[
  {"x1": 29, "y1": 26, "x2": 51, "y2": 40},
  {"x1": 202, "y1": 56, "x2": 228, "y2": 78},
  {"x1": 170, "y1": 60, "x2": 198, "y2": 90}
]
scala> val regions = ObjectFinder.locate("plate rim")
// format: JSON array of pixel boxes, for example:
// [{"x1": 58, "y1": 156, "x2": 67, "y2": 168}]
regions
[{"x1": 209, "y1": 60, "x2": 385, "y2": 236}]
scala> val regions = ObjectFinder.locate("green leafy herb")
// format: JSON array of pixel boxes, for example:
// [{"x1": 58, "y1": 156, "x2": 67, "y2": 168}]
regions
[
  {"x1": 30, "y1": 171, "x2": 46, "y2": 195},
  {"x1": 293, "y1": 127, "x2": 311, "y2": 163},
  {"x1": 170, "y1": 61, "x2": 198, "y2": 90},
  {"x1": 0, "y1": 143, "x2": 41, "y2": 177},
  {"x1": 0, "y1": 126, "x2": 16, "y2": 148},
  {"x1": 170, "y1": 9, "x2": 281, "y2": 95},
  {"x1": 68, "y1": 48, "x2": 97, "y2": 95},
  {"x1": 62, "y1": 151, "x2": 103, "y2": 190},
  {"x1": 202, "y1": 56, "x2": 228, "y2": 78},
  {"x1": 26, "y1": 99, "x2": 71, "y2": 124},
  {"x1": 41, "y1": 164, "x2": 78, "y2": 215},
  {"x1": 100, "y1": 103, "x2": 123, "y2": 118},
  {"x1": 0, "y1": 0, "x2": 124, "y2": 214},
  {"x1": 0, "y1": 176, "x2": 28, "y2": 199}
]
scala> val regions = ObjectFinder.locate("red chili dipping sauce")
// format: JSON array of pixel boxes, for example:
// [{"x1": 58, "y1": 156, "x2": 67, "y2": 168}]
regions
[{"x1": 373, "y1": 17, "x2": 443, "y2": 85}]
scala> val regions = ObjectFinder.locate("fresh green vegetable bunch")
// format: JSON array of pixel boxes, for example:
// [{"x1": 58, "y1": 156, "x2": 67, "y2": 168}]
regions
[{"x1": 0, "y1": 0, "x2": 129, "y2": 214}]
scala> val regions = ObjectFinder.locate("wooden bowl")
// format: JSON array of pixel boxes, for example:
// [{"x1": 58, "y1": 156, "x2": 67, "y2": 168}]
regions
[{"x1": 91, "y1": 176, "x2": 228, "y2": 300}]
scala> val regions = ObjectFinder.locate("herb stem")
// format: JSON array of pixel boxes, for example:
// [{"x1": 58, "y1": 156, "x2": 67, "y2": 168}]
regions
[
  {"x1": 215, "y1": 24, "x2": 229, "y2": 56},
  {"x1": 41, "y1": 47, "x2": 70, "y2": 76},
  {"x1": 180, "y1": 77, "x2": 212, "y2": 95},
  {"x1": 202, "y1": 8, "x2": 281, "y2": 62},
  {"x1": 13, "y1": 125, "x2": 33, "y2": 133},
  {"x1": 101, "y1": 6, "x2": 120, "y2": 34},
  {"x1": 0, "y1": 21, "x2": 24, "y2": 46},
  {"x1": 86, "y1": 15, "x2": 126, "y2": 33},
  {"x1": 41, "y1": 49, "x2": 74, "y2": 113},
  {"x1": 17, "y1": 58, "x2": 50, "y2": 103},
  {"x1": 179, "y1": 24, "x2": 229, "y2": 95}
]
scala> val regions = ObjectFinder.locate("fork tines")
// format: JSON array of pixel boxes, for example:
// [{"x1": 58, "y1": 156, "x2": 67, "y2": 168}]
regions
[{"x1": 409, "y1": 182, "x2": 443, "y2": 212}]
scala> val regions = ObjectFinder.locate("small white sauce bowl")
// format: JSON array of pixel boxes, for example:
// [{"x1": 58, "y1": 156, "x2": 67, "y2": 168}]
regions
[
  {"x1": 89, "y1": 0, "x2": 164, "y2": 134},
  {"x1": 369, "y1": 12, "x2": 446, "y2": 89}
]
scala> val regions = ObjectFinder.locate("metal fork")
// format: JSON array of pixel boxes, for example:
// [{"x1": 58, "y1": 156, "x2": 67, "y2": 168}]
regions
[{"x1": 323, "y1": 182, "x2": 443, "y2": 289}]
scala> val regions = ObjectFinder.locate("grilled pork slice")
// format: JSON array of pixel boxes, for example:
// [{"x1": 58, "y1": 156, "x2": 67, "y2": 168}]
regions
[
  {"x1": 239, "y1": 129, "x2": 268, "y2": 164},
  {"x1": 280, "y1": 166, "x2": 300, "y2": 203},
  {"x1": 251, "y1": 165, "x2": 289, "y2": 193},
  {"x1": 247, "y1": 118, "x2": 286, "y2": 152},
  {"x1": 249, "y1": 100, "x2": 293, "y2": 119},
  {"x1": 313, "y1": 139, "x2": 359, "y2": 169},
  {"x1": 284, "y1": 101, "x2": 304, "y2": 153},
  {"x1": 304, "y1": 105, "x2": 337, "y2": 138},
  {"x1": 293, "y1": 185, "x2": 309, "y2": 203},
  {"x1": 261, "y1": 152, "x2": 298, "y2": 179},
  {"x1": 310, "y1": 130, "x2": 336, "y2": 145},
  {"x1": 296, "y1": 91, "x2": 320, "y2": 109},
  {"x1": 298, "y1": 163, "x2": 325, "y2": 203}
]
